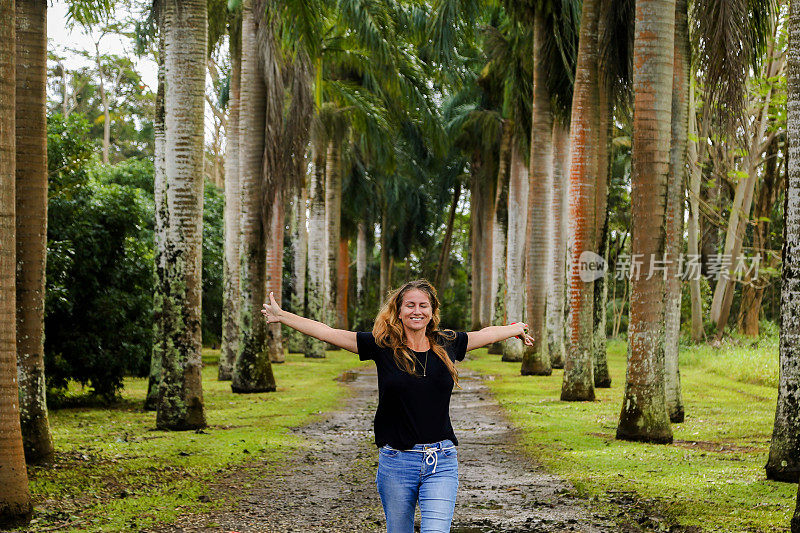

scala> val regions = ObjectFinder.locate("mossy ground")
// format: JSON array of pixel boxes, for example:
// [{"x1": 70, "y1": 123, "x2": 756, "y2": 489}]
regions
[
  {"x1": 461, "y1": 337, "x2": 796, "y2": 532},
  {"x1": 20, "y1": 349, "x2": 371, "y2": 532}
]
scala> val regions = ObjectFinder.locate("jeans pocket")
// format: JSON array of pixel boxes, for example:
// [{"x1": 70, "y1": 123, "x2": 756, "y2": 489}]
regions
[
  {"x1": 379, "y1": 445, "x2": 399, "y2": 457},
  {"x1": 442, "y1": 446, "x2": 457, "y2": 458}
]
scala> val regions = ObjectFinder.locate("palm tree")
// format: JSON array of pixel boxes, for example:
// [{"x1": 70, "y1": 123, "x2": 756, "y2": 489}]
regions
[
  {"x1": 547, "y1": 121, "x2": 569, "y2": 368},
  {"x1": 14, "y1": 0, "x2": 53, "y2": 463},
  {"x1": 2, "y1": 5, "x2": 34, "y2": 526},
  {"x1": 287, "y1": 183, "x2": 307, "y2": 353},
  {"x1": 521, "y1": 8, "x2": 553, "y2": 376},
  {"x1": 664, "y1": 0, "x2": 689, "y2": 423},
  {"x1": 0, "y1": 3, "x2": 32, "y2": 526},
  {"x1": 616, "y1": 0, "x2": 675, "y2": 444},
  {"x1": 232, "y1": 0, "x2": 277, "y2": 388},
  {"x1": 766, "y1": 0, "x2": 800, "y2": 479},
  {"x1": 562, "y1": 0, "x2": 600, "y2": 402},
  {"x1": 220, "y1": 16, "x2": 241, "y2": 381},
  {"x1": 154, "y1": 0, "x2": 208, "y2": 429},
  {"x1": 503, "y1": 138, "x2": 528, "y2": 361}
]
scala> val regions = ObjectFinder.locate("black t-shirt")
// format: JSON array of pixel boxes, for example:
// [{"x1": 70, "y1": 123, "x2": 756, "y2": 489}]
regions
[{"x1": 356, "y1": 330, "x2": 468, "y2": 450}]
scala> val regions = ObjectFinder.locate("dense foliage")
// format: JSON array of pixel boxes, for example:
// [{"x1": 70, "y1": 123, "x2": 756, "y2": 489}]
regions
[{"x1": 44, "y1": 113, "x2": 223, "y2": 400}]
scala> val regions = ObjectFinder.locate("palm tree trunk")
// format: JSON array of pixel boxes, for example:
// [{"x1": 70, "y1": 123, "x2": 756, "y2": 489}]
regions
[
  {"x1": 325, "y1": 141, "x2": 344, "y2": 328},
  {"x1": 617, "y1": 0, "x2": 675, "y2": 444},
  {"x1": 306, "y1": 143, "x2": 327, "y2": 358},
  {"x1": 522, "y1": 9, "x2": 553, "y2": 376},
  {"x1": 592, "y1": 60, "x2": 611, "y2": 389},
  {"x1": 154, "y1": 0, "x2": 208, "y2": 429},
  {"x1": 266, "y1": 184, "x2": 284, "y2": 363},
  {"x1": 287, "y1": 184, "x2": 308, "y2": 353},
  {"x1": 502, "y1": 138, "x2": 528, "y2": 362},
  {"x1": 146, "y1": 26, "x2": 166, "y2": 411},
  {"x1": 219, "y1": 24, "x2": 241, "y2": 381},
  {"x1": 562, "y1": 0, "x2": 599, "y2": 401},
  {"x1": 356, "y1": 221, "x2": 366, "y2": 299},
  {"x1": 547, "y1": 122, "x2": 569, "y2": 369},
  {"x1": 15, "y1": 0, "x2": 53, "y2": 463},
  {"x1": 489, "y1": 122, "x2": 511, "y2": 354},
  {"x1": 0, "y1": 3, "x2": 33, "y2": 524},
  {"x1": 664, "y1": 0, "x2": 689, "y2": 423},
  {"x1": 766, "y1": 0, "x2": 800, "y2": 481},
  {"x1": 470, "y1": 152, "x2": 492, "y2": 330},
  {"x1": 380, "y1": 205, "x2": 389, "y2": 299},
  {"x1": 337, "y1": 237, "x2": 349, "y2": 328},
  {"x1": 687, "y1": 80, "x2": 704, "y2": 342},
  {"x1": 435, "y1": 182, "x2": 461, "y2": 291},
  {"x1": 232, "y1": 0, "x2": 278, "y2": 388}
]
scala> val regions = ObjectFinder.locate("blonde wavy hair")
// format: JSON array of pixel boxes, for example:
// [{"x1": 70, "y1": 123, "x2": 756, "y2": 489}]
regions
[{"x1": 372, "y1": 279, "x2": 459, "y2": 387}]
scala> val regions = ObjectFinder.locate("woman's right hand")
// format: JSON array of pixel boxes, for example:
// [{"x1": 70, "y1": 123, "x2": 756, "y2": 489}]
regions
[{"x1": 261, "y1": 291, "x2": 283, "y2": 324}]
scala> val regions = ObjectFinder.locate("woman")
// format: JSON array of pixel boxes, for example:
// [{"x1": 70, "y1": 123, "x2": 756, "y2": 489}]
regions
[{"x1": 261, "y1": 279, "x2": 533, "y2": 533}]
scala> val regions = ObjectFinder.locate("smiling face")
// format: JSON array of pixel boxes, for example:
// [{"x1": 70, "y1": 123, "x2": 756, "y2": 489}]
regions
[{"x1": 398, "y1": 288, "x2": 433, "y2": 334}]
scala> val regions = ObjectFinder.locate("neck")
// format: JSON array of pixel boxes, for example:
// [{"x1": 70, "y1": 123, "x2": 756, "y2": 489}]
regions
[{"x1": 404, "y1": 328, "x2": 429, "y2": 351}]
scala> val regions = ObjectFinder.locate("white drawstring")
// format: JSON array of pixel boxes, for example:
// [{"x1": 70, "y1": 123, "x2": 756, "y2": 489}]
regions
[
  {"x1": 403, "y1": 445, "x2": 455, "y2": 474},
  {"x1": 424, "y1": 448, "x2": 438, "y2": 473}
]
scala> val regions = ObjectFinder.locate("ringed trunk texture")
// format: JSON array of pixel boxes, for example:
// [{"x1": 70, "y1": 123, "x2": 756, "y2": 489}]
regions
[
  {"x1": 0, "y1": 2, "x2": 33, "y2": 524},
  {"x1": 146, "y1": 31, "x2": 166, "y2": 411},
  {"x1": 502, "y1": 140, "x2": 528, "y2": 362},
  {"x1": 489, "y1": 122, "x2": 511, "y2": 354},
  {"x1": 522, "y1": 10, "x2": 552, "y2": 376},
  {"x1": 664, "y1": 0, "x2": 689, "y2": 423},
  {"x1": 767, "y1": 0, "x2": 800, "y2": 481},
  {"x1": 547, "y1": 122, "x2": 569, "y2": 369},
  {"x1": 325, "y1": 142, "x2": 344, "y2": 329},
  {"x1": 617, "y1": 0, "x2": 675, "y2": 444},
  {"x1": 470, "y1": 153, "x2": 493, "y2": 330},
  {"x1": 287, "y1": 185, "x2": 308, "y2": 353},
  {"x1": 592, "y1": 66, "x2": 611, "y2": 389},
  {"x1": 266, "y1": 186, "x2": 284, "y2": 363},
  {"x1": 15, "y1": 0, "x2": 53, "y2": 463},
  {"x1": 219, "y1": 29, "x2": 241, "y2": 381},
  {"x1": 305, "y1": 145, "x2": 327, "y2": 358},
  {"x1": 562, "y1": 0, "x2": 599, "y2": 401},
  {"x1": 232, "y1": 0, "x2": 277, "y2": 390},
  {"x1": 155, "y1": 0, "x2": 208, "y2": 430}
]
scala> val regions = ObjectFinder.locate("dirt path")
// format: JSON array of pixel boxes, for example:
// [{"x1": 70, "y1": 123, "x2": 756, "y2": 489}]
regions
[{"x1": 161, "y1": 365, "x2": 624, "y2": 532}]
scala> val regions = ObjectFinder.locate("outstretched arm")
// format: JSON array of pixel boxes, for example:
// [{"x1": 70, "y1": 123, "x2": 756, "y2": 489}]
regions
[
  {"x1": 261, "y1": 292, "x2": 358, "y2": 354},
  {"x1": 466, "y1": 323, "x2": 533, "y2": 352}
]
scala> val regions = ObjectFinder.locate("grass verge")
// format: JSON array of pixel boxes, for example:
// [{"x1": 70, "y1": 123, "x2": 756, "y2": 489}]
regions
[
  {"x1": 20, "y1": 350, "x2": 370, "y2": 532},
  {"x1": 461, "y1": 339, "x2": 795, "y2": 532}
]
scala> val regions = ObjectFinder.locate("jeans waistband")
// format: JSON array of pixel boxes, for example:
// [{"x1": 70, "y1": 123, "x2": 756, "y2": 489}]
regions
[{"x1": 382, "y1": 440, "x2": 455, "y2": 474}]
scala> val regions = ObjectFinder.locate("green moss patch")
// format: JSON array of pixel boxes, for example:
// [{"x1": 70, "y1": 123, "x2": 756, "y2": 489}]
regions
[{"x1": 461, "y1": 339, "x2": 795, "y2": 532}]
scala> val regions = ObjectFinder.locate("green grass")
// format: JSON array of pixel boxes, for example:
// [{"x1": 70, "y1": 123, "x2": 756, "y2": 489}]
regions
[
  {"x1": 461, "y1": 339, "x2": 795, "y2": 532},
  {"x1": 21, "y1": 349, "x2": 371, "y2": 532}
]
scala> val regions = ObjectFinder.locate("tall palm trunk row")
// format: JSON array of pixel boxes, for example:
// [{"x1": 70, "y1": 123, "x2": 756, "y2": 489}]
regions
[
  {"x1": 15, "y1": 0, "x2": 53, "y2": 463},
  {"x1": 0, "y1": 0, "x2": 33, "y2": 525}
]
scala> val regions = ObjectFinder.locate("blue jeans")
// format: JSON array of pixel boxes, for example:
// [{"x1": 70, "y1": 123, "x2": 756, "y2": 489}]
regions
[{"x1": 375, "y1": 439, "x2": 459, "y2": 533}]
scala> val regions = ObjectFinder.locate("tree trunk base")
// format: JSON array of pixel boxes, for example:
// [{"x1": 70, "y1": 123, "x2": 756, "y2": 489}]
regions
[
  {"x1": 594, "y1": 376, "x2": 612, "y2": 388},
  {"x1": 617, "y1": 425, "x2": 672, "y2": 444},
  {"x1": 669, "y1": 409, "x2": 685, "y2": 424},
  {"x1": 22, "y1": 424, "x2": 54, "y2": 465},
  {"x1": 0, "y1": 505, "x2": 32, "y2": 529},
  {"x1": 560, "y1": 388, "x2": 596, "y2": 402},
  {"x1": 217, "y1": 369, "x2": 232, "y2": 381},
  {"x1": 487, "y1": 342, "x2": 503, "y2": 354},
  {"x1": 765, "y1": 466, "x2": 800, "y2": 483},
  {"x1": 521, "y1": 366, "x2": 552, "y2": 376},
  {"x1": 231, "y1": 385, "x2": 277, "y2": 394}
]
